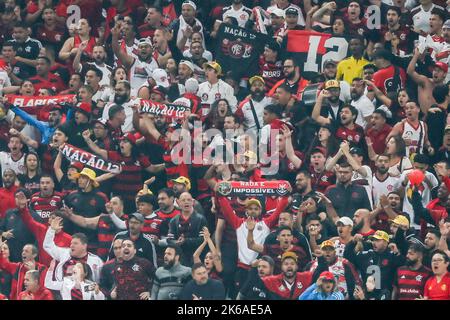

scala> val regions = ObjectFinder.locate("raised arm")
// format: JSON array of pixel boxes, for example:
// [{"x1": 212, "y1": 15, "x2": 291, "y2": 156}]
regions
[
  {"x1": 54, "y1": 148, "x2": 65, "y2": 182},
  {"x1": 216, "y1": 196, "x2": 241, "y2": 230},
  {"x1": 325, "y1": 148, "x2": 343, "y2": 172},
  {"x1": 58, "y1": 37, "x2": 77, "y2": 61},
  {"x1": 59, "y1": 207, "x2": 101, "y2": 230},
  {"x1": 263, "y1": 196, "x2": 290, "y2": 228},
  {"x1": 317, "y1": 192, "x2": 340, "y2": 224},
  {"x1": 9, "y1": 128, "x2": 39, "y2": 150},
  {"x1": 311, "y1": 90, "x2": 331, "y2": 126},
  {"x1": 10, "y1": 106, "x2": 46, "y2": 134},
  {"x1": 72, "y1": 40, "x2": 88, "y2": 73},
  {"x1": 43, "y1": 217, "x2": 69, "y2": 261},
  {"x1": 192, "y1": 237, "x2": 208, "y2": 264},
  {"x1": 407, "y1": 48, "x2": 428, "y2": 87},
  {"x1": 281, "y1": 125, "x2": 302, "y2": 169},
  {"x1": 385, "y1": 122, "x2": 403, "y2": 143},
  {"x1": 246, "y1": 217, "x2": 264, "y2": 254},
  {"x1": 111, "y1": 25, "x2": 134, "y2": 69},
  {"x1": 82, "y1": 130, "x2": 109, "y2": 159},
  {"x1": 341, "y1": 141, "x2": 367, "y2": 177}
]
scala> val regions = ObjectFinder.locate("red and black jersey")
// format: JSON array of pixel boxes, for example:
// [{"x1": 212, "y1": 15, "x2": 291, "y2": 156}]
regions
[
  {"x1": 191, "y1": 164, "x2": 211, "y2": 201},
  {"x1": 108, "y1": 151, "x2": 152, "y2": 202},
  {"x1": 29, "y1": 74, "x2": 66, "y2": 94},
  {"x1": 30, "y1": 191, "x2": 64, "y2": 223},
  {"x1": 310, "y1": 169, "x2": 335, "y2": 193},
  {"x1": 378, "y1": 25, "x2": 415, "y2": 54},
  {"x1": 33, "y1": 23, "x2": 67, "y2": 50},
  {"x1": 373, "y1": 65, "x2": 406, "y2": 95},
  {"x1": 335, "y1": 124, "x2": 365, "y2": 149},
  {"x1": 216, "y1": 197, "x2": 247, "y2": 244},
  {"x1": 259, "y1": 57, "x2": 283, "y2": 92},
  {"x1": 158, "y1": 137, "x2": 189, "y2": 186},
  {"x1": 262, "y1": 272, "x2": 313, "y2": 300},
  {"x1": 114, "y1": 256, "x2": 155, "y2": 300},
  {"x1": 263, "y1": 244, "x2": 309, "y2": 275},
  {"x1": 97, "y1": 214, "x2": 128, "y2": 261},
  {"x1": 395, "y1": 266, "x2": 432, "y2": 300},
  {"x1": 343, "y1": 16, "x2": 368, "y2": 38},
  {"x1": 145, "y1": 208, "x2": 181, "y2": 238}
]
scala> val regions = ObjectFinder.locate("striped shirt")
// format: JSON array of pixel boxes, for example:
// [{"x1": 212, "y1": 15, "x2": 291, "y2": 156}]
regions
[
  {"x1": 395, "y1": 266, "x2": 431, "y2": 300},
  {"x1": 30, "y1": 191, "x2": 64, "y2": 223}
]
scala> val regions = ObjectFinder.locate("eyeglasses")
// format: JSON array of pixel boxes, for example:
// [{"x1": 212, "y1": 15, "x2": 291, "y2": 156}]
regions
[
  {"x1": 432, "y1": 258, "x2": 445, "y2": 263},
  {"x1": 283, "y1": 65, "x2": 294, "y2": 69}
]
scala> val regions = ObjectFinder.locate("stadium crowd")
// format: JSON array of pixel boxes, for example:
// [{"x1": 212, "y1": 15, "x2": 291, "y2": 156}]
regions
[{"x1": 0, "y1": 0, "x2": 449, "y2": 300}]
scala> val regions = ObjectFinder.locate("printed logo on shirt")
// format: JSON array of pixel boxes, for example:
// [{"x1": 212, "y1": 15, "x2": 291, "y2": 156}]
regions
[
  {"x1": 215, "y1": 92, "x2": 222, "y2": 100},
  {"x1": 201, "y1": 93, "x2": 209, "y2": 101},
  {"x1": 297, "y1": 282, "x2": 303, "y2": 289},
  {"x1": 415, "y1": 275, "x2": 423, "y2": 282},
  {"x1": 132, "y1": 264, "x2": 140, "y2": 272}
]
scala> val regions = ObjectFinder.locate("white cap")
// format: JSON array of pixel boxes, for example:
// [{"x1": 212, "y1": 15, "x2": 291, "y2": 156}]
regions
[
  {"x1": 337, "y1": 217, "x2": 354, "y2": 227},
  {"x1": 179, "y1": 59, "x2": 195, "y2": 72},
  {"x1": 182, "y1": 0, "x2": 197, "y2": 11},
  {"x1": 138, "y1": 37, "x2": 153, "y2": 47},
  {"x1": 185, "y1": 78, "x2": 199, "y2": 94},
  {"x1": 151, "y1": 68, "x2": 170, "y2": 88},
  {"x1": 271, "y1": 8, "x2": 285, "y2": 18}
]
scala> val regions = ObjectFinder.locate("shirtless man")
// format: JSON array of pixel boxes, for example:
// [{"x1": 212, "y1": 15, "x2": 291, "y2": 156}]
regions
[{"x1": 407, "y1": 47, "x2": 446, "y2": 113}]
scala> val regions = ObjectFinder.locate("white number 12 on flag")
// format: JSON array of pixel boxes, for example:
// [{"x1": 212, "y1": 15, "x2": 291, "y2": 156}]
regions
[{"x1": 304, "y1": 36, "x2": 349, "y2": 73}]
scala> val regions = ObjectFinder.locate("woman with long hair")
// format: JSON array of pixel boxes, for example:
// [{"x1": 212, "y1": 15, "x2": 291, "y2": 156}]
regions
[
  {"x1": 367, "y1": 135, "x2": 412, "y2": 177},
  {"x1": 100, "y1": 66, "x2": 128, "y2": 103},
  {"x1": 205, "y1": 99, "x2": 232, "y2": 131},
  {"x1": 59, "y1": 262, "x2": 104, "y2": 300},
  {"x1": 17, "y1": 152, "x2": 41, "y2": 195},
  {"x1": 193, "y1": 227, "x2": 223, "y2": 280}
]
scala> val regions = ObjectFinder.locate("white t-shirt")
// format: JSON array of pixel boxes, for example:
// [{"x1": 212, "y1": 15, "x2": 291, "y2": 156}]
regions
[
  {"x1": 372, "y1": 174, "x2": 400, "y2": 207},
  {"x1": 222, "y1": 5, "x2": 252, "y2": 28},
  {"x1": 102, "y1": 99, "x2": 138, "y2": 133},
  {"x1": 0, "y1": 152, "x2": 26, "y2": 176},
  {"x1": 236, "y1": 96, "x2": 272, "y2": 131},
  {"x1": 182, "y1": 49, "x2": 213, "y2": 62},
  {"x1": 412, "y1": 4, "x2": 444, "y2": 34},
  {"x1": 351, "y1": 95, "x2": 375, "y2": 129},
  {"x1": 0, "y1": 70, "x2": 11, "y2": 96},
  {"x1": 197, "y1": 79, "x2": 238, "y2": 114},
  {"x1": 388, "y1": 157, "x2": 413, "y2": 177},
  {"x1": 396, "y1": 170, "x2": 439, "y2": 229},
  {"x1": 82, "y1": 62, "x2": 112, "y2": 87},
  {"x1": 129, "y1": 57, "x2": 159, "y2": 97}
]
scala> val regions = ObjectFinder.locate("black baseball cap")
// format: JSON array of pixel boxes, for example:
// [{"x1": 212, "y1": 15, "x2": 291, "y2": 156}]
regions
[
  {"x1": 350, "y1": 147, "x2": 364, "y2": 157},
  {"x1": 286, "y1": 7, "x2": 299, "y2": 16},
  {"x1": 265, "y1": 41, "x2": 281, "y2": 54}
]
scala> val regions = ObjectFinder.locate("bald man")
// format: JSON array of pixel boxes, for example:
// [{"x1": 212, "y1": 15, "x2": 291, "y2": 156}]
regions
[
  {"x1": 167, "y1": 192, "x2": 207, "y2": 266},
  {"x1": 352, "y1": 209, "x2": 375, "y2": 240}
]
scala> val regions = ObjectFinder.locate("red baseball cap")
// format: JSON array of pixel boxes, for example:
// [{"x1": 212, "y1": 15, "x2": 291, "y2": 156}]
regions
[
  {"x1": 120, "y1": 132, "x2": 137, "y2": 145},
  {"x1": 69, "y1": 162, "x2": 84, "y2": 172},
  {"x1": 319, "y1": 271, "x2": 335, "y2": 281},
  {"x1": 75, "y1": 102, "x2": 92, "y2": 115},
  {"x1": 434, "y1": 61, "x2": 449, "y2": 73}
]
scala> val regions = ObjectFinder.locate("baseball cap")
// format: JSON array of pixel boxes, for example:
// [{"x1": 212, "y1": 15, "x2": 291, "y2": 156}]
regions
[
  {"x1": 49, "y1": 104, "x2": 63, "y2": 112},
  {"x1": 205, "y1": 61, "x2": 222, "y2": 75},
  {"x1": 69, "y1": 162, "x2": 84, "y2": 172},
  {"x1": 336, "y1": 216, "x2": 354, "y2": 227},
  {"x1": 323, "y1": 59, "x2": 337, "y2": 68},
  {"x1": 271, "y1": 8, "x2": 285, "y2": 18},
  {"x1": 120, "y1": 132, "x2": 137, "y2": 145},
  {"x1": 75, "y1": 102, "x2": 92, "y2": 116},
  {"x1": 182, "y1": 0, "x2": 197, "y2": 10},
  {"x1": 281, "y1": 251, "x2": 298, "y2": 262},
  {"x1": 320, "y1": 240, "x2": 335, "y2": 250},
  {"x1": 151, "y1": 85, "x2": 168, "y2": 97},
  {"x1": 184, "y1": 78, "x2": 199, "y2": 93},
  {"x1": 349, "y1": 147, "x2": 364, "y2": 157},
  {"x1": 245, "y1": 198, "x2": 262, "y2": 208},
  {"x1": 179, "y1": 59, "x2": 195, "y2": 72},
  {"x1": 390, "y1": 215, "x2": 410, "y2": 228},
  {"x1": 129, "y1": 212, "x2": 145, "y2": 223},
  {"x1": 151, "y1": 68, "x2": 170, "y2": 88},
  {"x1": 370, "y1": 230, "x2": 390, "y2": 242},
  {"x1": 324, "y1": 80, "x2": 340, "y2": 90},
  {"x1": 93, "y1": 118, "x2": 107, "y2": 128},
  {"x1": 138, "y1": 37, "x2": 153, "y2": 47},
  {"x1": 171, "y1": 176, "x2": 191, "y2": 191},
  {"x1": 434, "y1": 61, "x2": 449, "y2": 74},
  {"x1": 444, "y1": 19, "x2": 450, "y2": 29},
  {"x1": 249, "y1": 75, "x2": 265, "y2": 86},
  {"x1": 319, "y1": 271, "x2": 335, "y2": 281},
  {"x1": 285, "y1": 7, "x2": 299, "y2": 16}
]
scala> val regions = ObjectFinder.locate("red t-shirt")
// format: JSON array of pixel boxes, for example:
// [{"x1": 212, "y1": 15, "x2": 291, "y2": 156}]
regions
[
  {"x1": 0, "y1": 186, "x2": 17, "y2": 219},
  {"x1": 29, "y1": 74, "x2": 66, "y2": 94},
  {"x1": 366, "y1": 124, "x2": 392, "y2": 155},
  {"x1": 18, "y1": 288, "x2": 54, "y2": 300},
  {"x1": 424, "y1": 273, "x2": 450, "y2": 300},
  {"x1": 373, "y1": 65, "x2": 406, "y2": 95}
]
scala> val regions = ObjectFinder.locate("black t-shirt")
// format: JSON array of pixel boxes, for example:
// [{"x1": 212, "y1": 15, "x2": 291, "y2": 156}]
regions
[
  {"x1": 17, "y1": 173, "x2": 41, "y2": 195},
  {"x1": 10, "y1": 37, "x2": 42, "y2": 77},
  {"x1": 180, "y1": 278, "x2": 226, "y2": 300},
  {"x1": 239, "y1": 267, "x2": 270, "y2": 300}
]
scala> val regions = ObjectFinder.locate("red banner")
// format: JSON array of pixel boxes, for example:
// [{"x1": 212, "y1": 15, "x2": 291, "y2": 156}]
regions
[
  {"x1": 216, "y1": 180, "x2": 291, "y2": 197},
  {"x1": 5, "y1": 94, "x2": 76, "y2": 108},
  {"x1": 60, "y1": 143, "x2": 122, "y2": 174},
  {"x1": 140, "y1": 99, "x2": 189, "y2": 119}
]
